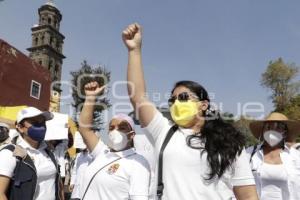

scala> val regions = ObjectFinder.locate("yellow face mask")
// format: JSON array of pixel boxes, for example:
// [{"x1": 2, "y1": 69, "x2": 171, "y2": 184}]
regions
[{"x1": 170, "y1": 100, "x2": 199, "y2": 127}]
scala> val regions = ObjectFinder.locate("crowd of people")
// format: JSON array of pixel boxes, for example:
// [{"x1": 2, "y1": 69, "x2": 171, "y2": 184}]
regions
[{"x1": 0, "y1": 23, "x2": 299, "y2": 200}]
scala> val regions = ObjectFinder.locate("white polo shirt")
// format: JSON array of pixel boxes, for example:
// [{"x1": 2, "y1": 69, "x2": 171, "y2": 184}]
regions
[
  {"x1": 79, "y1": 140, "x2": 151, "y2": 200},
  {"x1": 142, "y1": 111, "x2": 255, "y2": 200},
  {"x1": 0, "y1": 136, "x2": 57, "y2": 200}
]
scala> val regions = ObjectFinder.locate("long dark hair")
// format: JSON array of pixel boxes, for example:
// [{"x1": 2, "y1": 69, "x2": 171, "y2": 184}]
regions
[{"x1": 171, "y1": 81, "x2": 246, "y2": 180}]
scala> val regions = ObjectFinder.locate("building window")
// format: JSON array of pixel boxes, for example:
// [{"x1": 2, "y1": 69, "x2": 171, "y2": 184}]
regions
[
  {"x1": 54, "y1": 65, "x2": 59, "y2": 76},
  {"x1": 48, "y1": 17, "x2": 52, "y2": 25},
  {"x1": 41, "y1": 36, "x2": 45, "y2": 44},
  {"x1": 30, "y1": 80, "x2": 41, "y2": 99},
  {"x1": 54, "y1": 19, "x2": 57, "y2": 28},
  {"x1": 39, "y1": 60, "x2": 42, "y2": 65},
  {"x1": 35, "y1": 37, "x2": 38, "y2": 46}
]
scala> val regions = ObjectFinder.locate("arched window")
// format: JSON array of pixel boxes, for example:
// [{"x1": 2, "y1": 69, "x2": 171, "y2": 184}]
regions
[
  {"x1": 41, "y1": 36, "x2": 45, "y2": 44},
  {"x1": 50, "y1": 36, "x2": 53, "y2": 45},
  {"x1": 48, "y1": 17, "x2": 52, "y2": 25},
  {"x1": 39, "y1": 60, "x2": 42, "y2": 65},
  {"x1": 54, "y1": 19, "x2": 57, "y2": 28},
  {"x1": 54, "y1": 65, "x2": 59, "y2": 76},
  {"x1": 35, "y1": 37, "x2": 38, "y2": 46}
]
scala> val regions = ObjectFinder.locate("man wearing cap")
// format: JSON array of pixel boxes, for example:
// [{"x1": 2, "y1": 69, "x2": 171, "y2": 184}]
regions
[
  {"x1": 0, "y1": 123, "x2": 11, "y2": 148},
  {"x1": 77, "y1": 81, "x2": 151, "y2": 200},
  {"x1": 246, "y1": 112, "x2": 300, "y2": 200},
  {"x1": 0, "y1": 107, "x2": 63, "y2": 200}
]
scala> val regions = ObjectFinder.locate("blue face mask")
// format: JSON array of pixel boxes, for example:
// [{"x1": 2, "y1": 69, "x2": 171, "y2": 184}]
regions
[{"x1": 27, "y1": 123, "x2": 47, "y2": 142}]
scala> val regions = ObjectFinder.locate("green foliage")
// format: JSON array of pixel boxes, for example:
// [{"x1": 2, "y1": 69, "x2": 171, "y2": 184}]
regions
[
  {"x1": 233, "y1": 116, "x2": 258, "y2": 147},
  {"x1": 261, "y1": 58, "x2": 300, "y2": 112},
  {"x1": 70, "y1": 60, "x2": 111, "y2": 131},
  {"x1": 282, "y1": 94, "x2": 300, "y2": 120}
]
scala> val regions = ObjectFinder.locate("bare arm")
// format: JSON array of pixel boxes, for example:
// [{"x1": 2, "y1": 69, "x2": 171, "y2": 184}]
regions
[
  {"x1": 78, "y1": 82, "x2": 106, "y2": 152},
  {"x1": 233, "y1": 185, "x2": 258, "y2": 200},
  {"x1": 0, "y1": 175, "x2": 10, "y2": 200},
  {"x1": 123, "y1": 23, "x2": 157, "y2": 128}
]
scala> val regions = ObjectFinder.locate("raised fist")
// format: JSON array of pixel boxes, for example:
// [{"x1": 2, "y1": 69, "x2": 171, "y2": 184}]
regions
[
  {"x1": 122, "y1": 23, "x2": 142, "y2": 51},
  {"x1": 84, "y1": 81, "x2": 106, "y2": 97}
]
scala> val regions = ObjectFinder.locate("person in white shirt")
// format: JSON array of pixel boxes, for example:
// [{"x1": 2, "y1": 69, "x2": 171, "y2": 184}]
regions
[
  {"x1": 78, "y1": 81, "x2": 151, "y2": 200},
  {"x1": 0, "y1": 107, "x2": 63, "y2": 200},
  {"x1": 246, "y1": 112, "x2": 300, "y2": 200},
  {"x1": 70, "y1": 132, "x2": 93, "y2": 200},
  {"x1": 70, "y1": 148, "x2": 92, "y2": 200},
  {"x1": 122, "y1": 23, "x2": 258, "y2": 200}
]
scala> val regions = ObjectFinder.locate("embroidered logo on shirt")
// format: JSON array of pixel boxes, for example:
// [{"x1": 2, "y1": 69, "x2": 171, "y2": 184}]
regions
[{"x1": 107, "y1": 163, "x2": 120, "y2": 174}]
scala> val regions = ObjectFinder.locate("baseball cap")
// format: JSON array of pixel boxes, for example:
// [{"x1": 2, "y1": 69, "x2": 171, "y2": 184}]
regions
[{"x1": 16, "y1": 107, "x2": 53, "y2": 124}]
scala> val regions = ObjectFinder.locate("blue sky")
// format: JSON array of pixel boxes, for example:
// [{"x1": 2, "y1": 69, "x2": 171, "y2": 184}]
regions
[{"x1": 1, "y1": 0, "x2": 300, "y2": 119}]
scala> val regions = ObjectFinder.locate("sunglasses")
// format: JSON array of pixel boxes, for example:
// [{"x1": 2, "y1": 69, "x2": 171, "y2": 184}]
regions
[{"x1": 168, "y1": 92, "x2": 199, "y2": 106}]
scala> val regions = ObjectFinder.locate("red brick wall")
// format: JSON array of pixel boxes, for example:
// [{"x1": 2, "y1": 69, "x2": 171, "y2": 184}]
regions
[{"x1": 0, "y1": 39, "x2": 51, "y2": 111}]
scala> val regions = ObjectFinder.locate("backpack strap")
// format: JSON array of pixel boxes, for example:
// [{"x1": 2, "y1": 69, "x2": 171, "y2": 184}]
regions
[
  {"x1": 44, "y1": 147, "x2": 62, "y2": 200},
  {"x1": 157, "y1": 125, "x2": 178, "y2": 200},
  {"x1": 249, "y1": 144, "x2": 258, "y2": 163},
  {"x1": 1, "y1": 144, "x2": 27, "y2": 160}
]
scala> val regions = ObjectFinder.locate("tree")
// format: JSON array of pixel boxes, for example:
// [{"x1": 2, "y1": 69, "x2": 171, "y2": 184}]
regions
[
  {"x1": 233, "y1": 116, "x2": 258, "y2": 147},
  {"x1": 282, "y1": 94, "x2": 300, "y2": 142},
  {"x1": 281, "y1": 94, "x2": 300, "y2": 120},
  {"x1": 261, "y1": 58, "x2": 300, "y2": 112},
  {"x1": 70, "y1": 60, "x2": 111, "y2": 131}
]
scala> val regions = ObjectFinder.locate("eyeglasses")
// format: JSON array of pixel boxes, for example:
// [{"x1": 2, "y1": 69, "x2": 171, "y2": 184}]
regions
[{"x1": 168, "y1": 92, "x2": 199, "y2": 106}]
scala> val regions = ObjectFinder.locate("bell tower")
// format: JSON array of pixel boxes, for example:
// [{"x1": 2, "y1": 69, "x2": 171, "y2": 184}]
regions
[{"x1": 27, "y1": 0, "x2": 65, "y2": 112}]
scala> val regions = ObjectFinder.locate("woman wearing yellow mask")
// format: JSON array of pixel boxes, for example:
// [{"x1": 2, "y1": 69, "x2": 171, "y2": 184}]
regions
[{"x1": 122, "y1": 23, "x2": 259, "y2": 200}]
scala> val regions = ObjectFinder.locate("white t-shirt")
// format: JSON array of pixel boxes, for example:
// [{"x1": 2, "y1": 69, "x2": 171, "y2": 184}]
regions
[
  {"x1": 0, "y1": 136, "x2": 57, "y2": 200},
  {"x1": 246, "y1": 144, "x2": 300, "y2": 200},
  {"x1": 70, "y1": 151, "x2": 93, "y2": 199},
  {"x1": 142, "y1": 111, "x2": 255, "y2": 200},
  {"x1": 260, "y1": 163, "x2": 288, "y2": 200},
  {"x1": 79, "y1": 140, "x2": 151, "y2": 200}
]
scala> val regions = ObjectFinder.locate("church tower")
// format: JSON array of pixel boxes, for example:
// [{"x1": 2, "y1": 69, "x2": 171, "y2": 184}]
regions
[{"x1": 27, "y1": 0, "x2": 65, "y2": 112}]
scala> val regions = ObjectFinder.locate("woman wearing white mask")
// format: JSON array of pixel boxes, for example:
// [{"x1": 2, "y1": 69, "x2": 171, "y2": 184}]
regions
[
  {"x1": 123, "y1": 23, "x2": 258, "y2": 200},
  {"x1": 247, "y1": 112, "x2": 300, "y2": 200},
  {"x1": 78, "y1": 81, "x2": 151, "y2": 200}
]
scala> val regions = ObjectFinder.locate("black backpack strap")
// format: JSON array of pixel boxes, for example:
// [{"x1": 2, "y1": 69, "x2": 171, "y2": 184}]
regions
[
  {"x1": 157, "y1": 125, "x2": 178, "y2": 200},
  {"x1": 249, "y1": 144, "x2": 258, "y2": 163},
  {"x1": 45, "y1": 147, "x2": 59, "y2": 171},
  {"x1": 44, "y1": 147, "x2": 62, "y2": 200},
  {"x1": 1, "y1": 144, "x2": 16, "y2": 153},
  {"x1": 1, "y1": 144, "x2": 32, "y2": 193}
]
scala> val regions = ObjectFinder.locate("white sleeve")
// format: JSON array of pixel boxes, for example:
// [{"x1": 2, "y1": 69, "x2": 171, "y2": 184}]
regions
[
  {"x1": 231, "y1": 149, "x2": 255, "y2": 186},
  {"x1": 0, "y1": 148, "x2": 17, "y2": 178},
  {"x1": 141, "y1": 111, "x2": 171, "y2": 145},
  {"x1": 129, "y1": 156, "x2": 151, "y2": 200},
  {"x1": 90, "y1": 140, "x2": 107, "y2": 158}
]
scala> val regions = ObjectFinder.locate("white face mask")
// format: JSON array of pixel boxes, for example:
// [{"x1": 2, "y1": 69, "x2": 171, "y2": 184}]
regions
[
  {"x1": 263, "y1": 130, "x2": 284, "y2": 147},
  {"x1": 107, "y1": 129, "x2": 133, "y2": 151}
]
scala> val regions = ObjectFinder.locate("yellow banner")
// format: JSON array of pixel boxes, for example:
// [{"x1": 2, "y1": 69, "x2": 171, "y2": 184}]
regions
[{"x1": 0, "y1": 105, "x2": 27, "y2": 121}]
